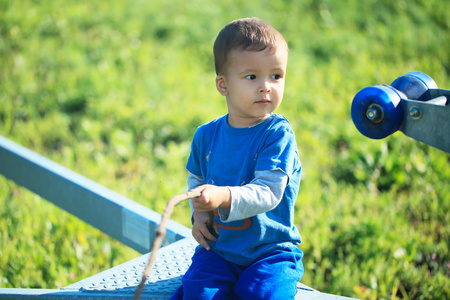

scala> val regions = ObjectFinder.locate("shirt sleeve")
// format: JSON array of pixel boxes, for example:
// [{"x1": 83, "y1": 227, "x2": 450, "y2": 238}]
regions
[
  {"x1": 217, "y1": 169, "x2": 288, "y2": 222},
  {"x1": 255, "y1": 122, "x2": 298, "y2": 178}
]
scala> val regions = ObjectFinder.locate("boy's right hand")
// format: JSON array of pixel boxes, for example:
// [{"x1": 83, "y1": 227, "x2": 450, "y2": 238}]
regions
[{"x1": 192, "y1": 211, "x2": 219, "y2": 250}]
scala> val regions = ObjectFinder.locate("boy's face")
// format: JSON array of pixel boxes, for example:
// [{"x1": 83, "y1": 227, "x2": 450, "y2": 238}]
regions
[{"x1": 216, "y1": 45, "x2": 288, "y2": 128}]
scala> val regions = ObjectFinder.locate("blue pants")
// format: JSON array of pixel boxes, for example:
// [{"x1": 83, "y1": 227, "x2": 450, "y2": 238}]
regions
[{"x1": 171, "y1": 246, "x2": 303, "y2": 300}]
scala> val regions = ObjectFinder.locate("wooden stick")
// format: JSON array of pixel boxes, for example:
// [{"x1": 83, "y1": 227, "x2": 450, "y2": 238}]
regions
[{"x1": 133, "y1": 190, "x2": 201, "y2": 300}]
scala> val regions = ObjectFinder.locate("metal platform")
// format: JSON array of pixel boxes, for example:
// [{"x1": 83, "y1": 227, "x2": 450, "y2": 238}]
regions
[{"x1": 0, "y1": 238, "x2": 356, "y2": 299}]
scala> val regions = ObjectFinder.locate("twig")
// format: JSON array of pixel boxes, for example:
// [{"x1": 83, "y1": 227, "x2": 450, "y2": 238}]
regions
[{"x1": 133, "y1": 190, "x2": 201, "y2": 300}]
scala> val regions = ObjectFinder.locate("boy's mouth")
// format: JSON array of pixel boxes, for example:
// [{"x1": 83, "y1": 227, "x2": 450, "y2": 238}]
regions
[{"x1": 256, "y1": 99, "x2": 271, "y2": 104}]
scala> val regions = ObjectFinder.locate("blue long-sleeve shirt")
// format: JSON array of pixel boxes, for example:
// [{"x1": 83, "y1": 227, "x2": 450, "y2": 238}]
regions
[{"x1": 187, "y1": 113, "x2": 302, "y2": 266}]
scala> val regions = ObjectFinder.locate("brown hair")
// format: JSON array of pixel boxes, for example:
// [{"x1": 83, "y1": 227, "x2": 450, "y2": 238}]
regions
[{"x1": 213, "y1": 17, "x2": 287, "y2": 75}]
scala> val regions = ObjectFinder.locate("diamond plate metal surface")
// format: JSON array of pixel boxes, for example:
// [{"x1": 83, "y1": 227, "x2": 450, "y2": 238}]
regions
[
  {"x1": 0, "y1": 237, "x2": 357, "y2": 299},
  {"x1": 65, "y1": 238, "x2": 197, "y2": 298}
]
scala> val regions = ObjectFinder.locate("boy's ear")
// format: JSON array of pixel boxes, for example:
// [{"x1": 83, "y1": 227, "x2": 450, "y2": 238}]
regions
[{"x1": 216, "y1": 75, "x2": 228, "y2": 96}]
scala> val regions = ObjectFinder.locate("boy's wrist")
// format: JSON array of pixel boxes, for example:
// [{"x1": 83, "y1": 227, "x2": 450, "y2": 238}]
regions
[{"x1": 218, "y1": 186, "x2": 232, "y2": 209}]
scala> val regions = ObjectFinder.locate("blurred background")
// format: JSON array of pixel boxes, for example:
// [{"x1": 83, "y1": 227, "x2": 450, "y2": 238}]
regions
[{"x1": 0, "y1": 0, "x2": 448, "y2": 299}]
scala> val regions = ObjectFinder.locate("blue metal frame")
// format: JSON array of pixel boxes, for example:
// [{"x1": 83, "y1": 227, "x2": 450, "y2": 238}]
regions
[{"x1": 0, "y1": 136, "x2": 190, "y2": 253}]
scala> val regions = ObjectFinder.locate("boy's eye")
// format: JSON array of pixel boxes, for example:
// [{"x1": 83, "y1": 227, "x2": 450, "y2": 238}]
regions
[
  {"x1": 271, "y1": 74, "x2": 282, "y2": 80},
  {"x1": 245, "y1": 75, "x2": 256, "y2": 80}
]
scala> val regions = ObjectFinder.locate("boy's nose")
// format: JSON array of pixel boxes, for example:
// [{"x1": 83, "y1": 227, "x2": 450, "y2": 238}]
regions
[{"x1": 259, "y1": 81, "x2": 271, "y2": 93}]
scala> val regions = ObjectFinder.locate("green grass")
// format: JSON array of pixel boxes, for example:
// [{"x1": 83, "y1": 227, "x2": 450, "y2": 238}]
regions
[{"x1": 1, "y1": 0, "x2": 449, "y2": 298}]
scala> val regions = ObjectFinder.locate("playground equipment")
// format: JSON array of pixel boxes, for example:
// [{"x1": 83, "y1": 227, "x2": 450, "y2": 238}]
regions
[
  {"x1": 351, "y1": 72, "x2": 449, "y2": 153},
  {"x1": 0, "y1": 136, "x2": 357, "y2": 299}
]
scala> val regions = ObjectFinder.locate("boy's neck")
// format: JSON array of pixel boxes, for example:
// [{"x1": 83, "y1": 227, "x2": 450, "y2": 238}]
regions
[{"x1": 226, "y1": 113, "x2": 272, "y2": 128}]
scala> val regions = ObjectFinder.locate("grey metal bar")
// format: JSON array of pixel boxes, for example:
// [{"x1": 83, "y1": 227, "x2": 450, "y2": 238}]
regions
[
  {"x1": 399, "y1": 89, "x2": 450, "y2": 153},
  {"x1": 0, "y1": 135, "x2": 191, "y2": 253}
]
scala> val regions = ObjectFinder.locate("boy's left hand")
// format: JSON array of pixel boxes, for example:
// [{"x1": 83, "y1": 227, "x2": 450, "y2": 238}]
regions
[
  {"x1": 190, "y1": 184, "x2": 231, "y2": 212},
  {"x1": 192, "y1": 211, "x2": 218, "y2": 250}
]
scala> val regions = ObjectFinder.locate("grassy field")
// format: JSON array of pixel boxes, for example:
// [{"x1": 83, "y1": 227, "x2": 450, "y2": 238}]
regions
[{"x1": 1, "y1": 0, "x2": 449, "y2": 299}]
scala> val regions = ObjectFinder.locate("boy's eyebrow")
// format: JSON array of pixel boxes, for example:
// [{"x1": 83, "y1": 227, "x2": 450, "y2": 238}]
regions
[
  {"x1": 238, "y1": 67, "x2": 285, "y2": 75},
  {"x1": 238, "y1": 68, "x2": 258, "y2": 75}
]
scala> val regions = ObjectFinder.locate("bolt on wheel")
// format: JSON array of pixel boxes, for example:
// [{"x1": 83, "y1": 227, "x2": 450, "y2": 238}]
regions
[{"x1": 351, "y1": 85, "x2": 404, "y2": 139}]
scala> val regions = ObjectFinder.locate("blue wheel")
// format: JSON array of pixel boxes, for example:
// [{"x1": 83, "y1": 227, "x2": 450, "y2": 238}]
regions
[
  {"x1": 351, "y1": 85, "x2": 404, "y2": 139},
  {"x1": 391, "y1": 72, "x2": 438, "y2": 100}
]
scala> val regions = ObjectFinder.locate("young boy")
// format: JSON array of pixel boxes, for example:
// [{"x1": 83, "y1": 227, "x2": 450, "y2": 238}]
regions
[{"x1": 172, "y1": 17, "x2": 303, "y2": 299}]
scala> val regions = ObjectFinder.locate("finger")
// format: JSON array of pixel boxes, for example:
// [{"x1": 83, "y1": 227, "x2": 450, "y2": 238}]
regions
[
  {"x1": 192, "y1": 223, "x2": 214, "y2": 248},
  {"x1": 186, "y1": 189, "x2": 202, "y2": 199},
  {"x1": 189, "y1": 185, "x2": 206, "y2": 196},
  {"x1": 192, "y1": 205, "x2": 209, "y2": 213},
  {"x1": 192, "y1": 230, "x2": 210, "y2": 250},
  {"x1": 192, "y1": 200, "x2": 210, "y2": 212},
  {"x1": 199, "y1": 225, "x2": 217, "y2": 242},
  {"x1": 195, "y1": 222, "x2": 216, "y2": 242}
]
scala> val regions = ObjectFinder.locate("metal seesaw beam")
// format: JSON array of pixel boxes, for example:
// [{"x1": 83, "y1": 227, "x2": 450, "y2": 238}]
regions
[{"x1": 0, "y1": 135, "x2": 191, "y2": 254}]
